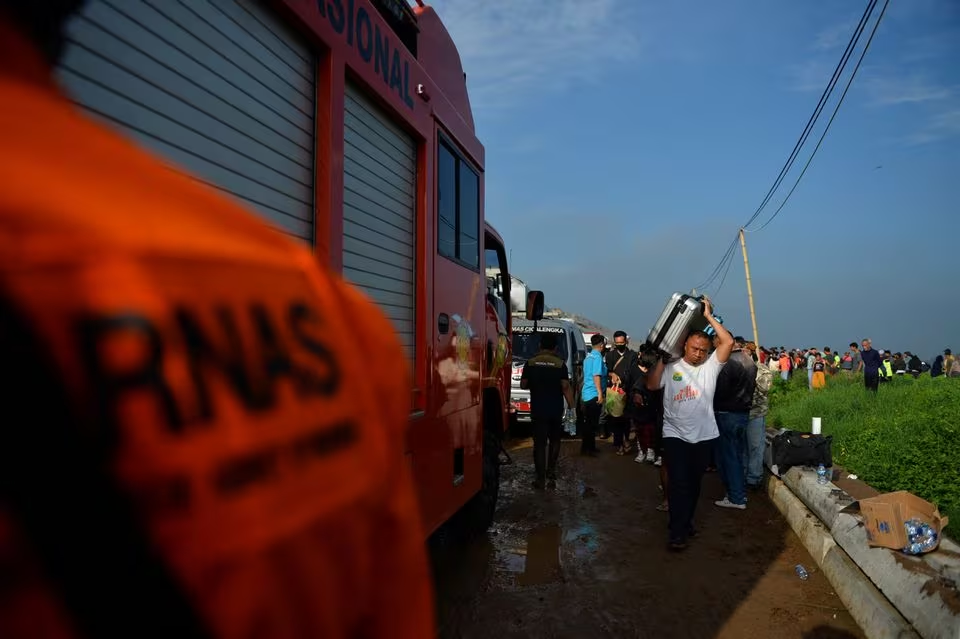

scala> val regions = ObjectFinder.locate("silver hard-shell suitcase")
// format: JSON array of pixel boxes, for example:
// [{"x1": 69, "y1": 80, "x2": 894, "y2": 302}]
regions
[{"x1": 646, "y1": 293, "x2": 709, "y2": 360}]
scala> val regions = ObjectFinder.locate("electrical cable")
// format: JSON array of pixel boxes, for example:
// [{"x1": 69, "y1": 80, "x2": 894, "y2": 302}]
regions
[
  {"x1": 698, "y1": 240, "x2": 738, "y2": 293},
  {"x1": 708, "y1": 242, "x2": 738, "y2": 298},
  {"x1": 742, "y1": 0, "x2": 877, "y2": 231},
  {"x1": 692, "y1": 234, "x2": 739, "y2": 292},
  {"x1": 692, "y1": 0, "x2": 886, "y2": 294},
  {"x1": 747, "y1": 0, "x2": 890, "y2": 233},
  {"x1": 692, "y1": 237, "x2": 736, "y2": 291}
]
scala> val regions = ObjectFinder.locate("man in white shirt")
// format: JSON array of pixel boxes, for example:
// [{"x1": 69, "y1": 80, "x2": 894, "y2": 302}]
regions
[{"x1": 646, "y1": 298, "x2": 733, "y2": 551}]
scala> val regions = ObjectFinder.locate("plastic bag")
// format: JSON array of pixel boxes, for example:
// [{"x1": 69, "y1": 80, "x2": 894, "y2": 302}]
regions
[{"x1": 605, "y1": 383, "x2": 626, "y2": 417}]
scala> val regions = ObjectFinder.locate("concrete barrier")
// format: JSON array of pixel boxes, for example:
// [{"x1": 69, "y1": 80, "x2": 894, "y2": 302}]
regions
[
  {"x1": 766, "y1": 477, "x2": 919, "y2": 639},
  {"x1": 781, "y1": 467, "x2": 960, "y2": 639}
]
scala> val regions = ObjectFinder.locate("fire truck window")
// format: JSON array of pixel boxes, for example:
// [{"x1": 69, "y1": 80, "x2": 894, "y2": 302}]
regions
[
  {"x1": 458, "y1": 165, "x2": 480, "y2": 268},
  {"x1": 438, "y1": 143, "x2": 457, "y2": 260},
  {"x1": 484, "y1": 248, "x2": 508, "y2": 326},
  {"x1": 438, "y1": 140, "x2": 481, "y2": 270}
]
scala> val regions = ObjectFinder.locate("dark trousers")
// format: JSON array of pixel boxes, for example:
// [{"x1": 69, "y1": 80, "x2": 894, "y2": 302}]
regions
[
  {"x1": 864, "y1": 372, "x2": 879, "y2": 392},
  {"x1": 581, "y1": 400, "x2": 601, "y2": 453},
  {"x1": 609, "y1": 414, "x2": 629, "y2": 448},
  {"x1": 634, "y1": 420, "x2": 654, "y2": 452},
  {"x1": 664, "y1": 437, "x2": 715, "y2": 543},
  {"x1": 532, "y1": 415, "x2": 563, "y2": 480}
]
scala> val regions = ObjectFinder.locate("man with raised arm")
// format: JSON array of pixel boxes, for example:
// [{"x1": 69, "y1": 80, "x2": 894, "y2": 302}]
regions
[{"x1": 646, "y1": 297, "x2": 733, "y2": 552}]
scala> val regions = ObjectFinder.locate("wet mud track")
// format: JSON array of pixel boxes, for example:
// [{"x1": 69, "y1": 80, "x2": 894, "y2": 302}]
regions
[{"x1": 430, "y1": 438, "x2": 864, "y2": 639}]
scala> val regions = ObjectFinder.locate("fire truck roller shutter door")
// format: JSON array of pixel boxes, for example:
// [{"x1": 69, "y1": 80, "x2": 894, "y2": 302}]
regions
[
  {"x1": 342, "y1": 83, "x2": 416, "y2": 359},
  {"x1": 56, "y1": 0, "x2": 316, "y2": 243}
]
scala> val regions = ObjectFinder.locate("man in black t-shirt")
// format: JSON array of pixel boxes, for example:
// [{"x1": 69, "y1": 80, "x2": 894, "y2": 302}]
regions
[{"x1": 521, "y1": 333, "x2": 576, "y2": 489}]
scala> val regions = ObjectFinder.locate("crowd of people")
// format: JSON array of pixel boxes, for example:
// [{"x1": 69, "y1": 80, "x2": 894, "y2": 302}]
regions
[
  {"x1": 519, "y1": 300, "x2": 958, "y2": 552},
  {"x1": 756, "y1": 341, "x2": 958, "y2": 390}
]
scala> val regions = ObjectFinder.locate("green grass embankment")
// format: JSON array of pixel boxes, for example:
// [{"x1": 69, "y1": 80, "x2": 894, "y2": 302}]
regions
[{"x1": 767, "y1": 371, "x2": 960, "y2": 529}]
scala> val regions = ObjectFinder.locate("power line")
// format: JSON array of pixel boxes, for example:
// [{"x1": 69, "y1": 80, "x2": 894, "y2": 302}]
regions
[
  {"x1": 708, "y1": 241, "x2": 737, "y2": 297},
  {"x1": 693, "y1": 233, "x2": 739, "y2": 292},
  {"x1": 693, "y1": 0, "x2": 888, "y2": 295},
  {"x1": 699, "y1": 239, "x2": 738, "y2": 293},
  {"x1": 742, "y1": 0, "x2": 877, "y2": 231},
  {"x1": 747, "y1": 0, "x2": 890, "y2": 233},
  {"x1": 693, "y1": 236, "x2": 736, "y2": 291}
]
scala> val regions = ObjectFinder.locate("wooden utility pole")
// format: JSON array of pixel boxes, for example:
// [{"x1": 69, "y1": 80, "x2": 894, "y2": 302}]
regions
[{"x1": 739, "y1": 228, "x2": 760, "y2": 347}]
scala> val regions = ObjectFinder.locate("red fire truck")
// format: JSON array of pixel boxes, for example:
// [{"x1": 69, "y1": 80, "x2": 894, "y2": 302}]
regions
[{"x1": 57, "y1": 0, "x2": 542, "y2": 537}]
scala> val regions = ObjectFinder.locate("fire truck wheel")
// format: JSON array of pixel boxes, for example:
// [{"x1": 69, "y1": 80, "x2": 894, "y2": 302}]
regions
[{"x1": 457, "y1": 428, "x2": 501, "y2": 536}]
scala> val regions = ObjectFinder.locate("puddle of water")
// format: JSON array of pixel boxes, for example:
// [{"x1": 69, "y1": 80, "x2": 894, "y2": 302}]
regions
[
  {"x1": 490, "y1": 524, "x2": 565, "y2": 587},
  {"x1": 487, "y1": 521, "x2": 602, "y2": 588},
  {"x1": 517, "y1": 524, "x2": 563, "y2": 586},
  {"x1": 577, "y1": 480, "x2": 597, "y2": 498},
  {"x1": 564, "y1": 523, "x2": 600, "y2": 560},
  {"x1": 495, "y1": 544, "x2": 527, "y2": 573}
]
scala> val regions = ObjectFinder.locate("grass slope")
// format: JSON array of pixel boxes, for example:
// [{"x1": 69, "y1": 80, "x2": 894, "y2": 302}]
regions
[{"x1": 767, "y1": 372, "x2": 960, "y2": 528}]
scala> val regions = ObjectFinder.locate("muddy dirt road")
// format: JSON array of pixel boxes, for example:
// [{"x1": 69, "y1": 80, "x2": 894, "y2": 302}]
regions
[{"x1": 430, "y1": 438, "x2": 864, "y2": 639}]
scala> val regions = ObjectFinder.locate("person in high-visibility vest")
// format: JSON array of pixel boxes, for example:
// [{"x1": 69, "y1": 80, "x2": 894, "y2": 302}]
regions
[
  {"x1": 882, "y1": 355, "x2": 894, "y2": 380},
  {"x1": 0, "y1": 2, "x2": 434, "y2": 638}
]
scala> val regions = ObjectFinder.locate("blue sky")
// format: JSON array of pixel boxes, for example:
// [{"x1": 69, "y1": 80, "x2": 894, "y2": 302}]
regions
[{"x1": 430, "y1": 0, "x2": 959, "y2": 362}]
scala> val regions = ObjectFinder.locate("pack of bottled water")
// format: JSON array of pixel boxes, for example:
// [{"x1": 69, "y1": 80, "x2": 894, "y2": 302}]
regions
[
  {"x1": 563, "y1": 409, "x2": 577, "y2": 436},
  {"x1": 902, "y1": 518, "x2": 939, "y2": 555}
]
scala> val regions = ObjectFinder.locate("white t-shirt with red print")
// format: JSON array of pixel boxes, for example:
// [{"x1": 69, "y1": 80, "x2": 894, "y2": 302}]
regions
[{"x1": 658, "y1": 352, "x2": 725, "y2": 443}]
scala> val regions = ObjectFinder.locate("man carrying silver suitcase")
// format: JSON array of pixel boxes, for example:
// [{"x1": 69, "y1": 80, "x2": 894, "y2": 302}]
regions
[{"x1": 646, "y1": 298, "x2": 733, "y2": 552}]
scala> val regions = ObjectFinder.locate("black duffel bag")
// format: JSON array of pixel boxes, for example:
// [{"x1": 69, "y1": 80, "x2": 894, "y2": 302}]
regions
[{"x1": 772, "y1": 430, "x2": 833, "y2": 473}]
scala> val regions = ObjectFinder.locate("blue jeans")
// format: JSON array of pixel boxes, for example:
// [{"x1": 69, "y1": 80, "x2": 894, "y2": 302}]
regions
[
  {"x1": 744, "y1": 415, "x2": 766, "y2": 486},
  {"x1": 715, "y1": 411, "x2": 748, "y2": 505},
  {"x1": 780, "y1": 370, "x2": 789, "y2": 381}
]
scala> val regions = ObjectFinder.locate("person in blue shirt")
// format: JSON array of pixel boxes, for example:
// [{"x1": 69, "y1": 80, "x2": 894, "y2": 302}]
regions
[{"x1": 580, "y1": 334, "x2": 608, "y2": 456}]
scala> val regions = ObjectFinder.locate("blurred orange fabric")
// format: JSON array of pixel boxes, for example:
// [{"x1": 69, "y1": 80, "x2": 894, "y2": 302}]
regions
[{"x1": 0, "y1": 15, "x2": 434, "y2": 639}]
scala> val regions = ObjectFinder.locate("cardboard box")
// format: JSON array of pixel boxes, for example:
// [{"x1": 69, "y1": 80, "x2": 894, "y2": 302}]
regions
[{"x1": 853, "y1": 491, "x2": 949, "y2": 552}]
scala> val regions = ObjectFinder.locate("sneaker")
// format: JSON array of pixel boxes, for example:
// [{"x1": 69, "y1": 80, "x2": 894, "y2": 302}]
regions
[
  {"x1": 714, "y1": 497, "x2": 746, "y2": 510},
  {"x1": 634, "y1": 453, "x2": 644, "y2": 463},
  {"x1": 653, "y1": 456, "x2": 663, "y2": 467},
  {"x1": 645, "y1": 448, "x2": 656, "y2": 463}
]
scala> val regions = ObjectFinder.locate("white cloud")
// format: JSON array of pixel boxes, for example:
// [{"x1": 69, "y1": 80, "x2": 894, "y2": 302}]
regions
[
  {"x1": 813, "y1": 20, "x2": 858, "y2": 52},
  {"x1": 787, "y1": 58, "x2": 837, "y2": 93},
  {"x1": 428, "y1": 0, "x2": 640, "y2": 115},
  {"x1": 865, "y1": 75, "x2": 956, "y2": 105},
  {"x1": 904, "y1": 108, "x2": 960, "y2": 145}
]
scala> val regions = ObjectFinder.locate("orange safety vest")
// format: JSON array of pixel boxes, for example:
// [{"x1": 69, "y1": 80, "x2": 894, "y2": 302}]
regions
[{"x1": 0, "y1": 19, "x2": 433, "y2": 639}]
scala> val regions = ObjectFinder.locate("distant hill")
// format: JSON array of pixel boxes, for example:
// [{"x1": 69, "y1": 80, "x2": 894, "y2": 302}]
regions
[{"x1": 544, "y1": 307, "x2": 612, "y2": 336}]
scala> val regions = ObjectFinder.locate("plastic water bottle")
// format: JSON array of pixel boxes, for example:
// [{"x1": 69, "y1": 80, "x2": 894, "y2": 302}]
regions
[
  {"x1": 902, "y1": 518, "x2": 939, "y2": 555},
  {"x1": 816, "y1": 464, "x2": 828, "y2": 485},
  {"x1": 795, "y1": 564, "x2": 809, "y2": 580}
]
